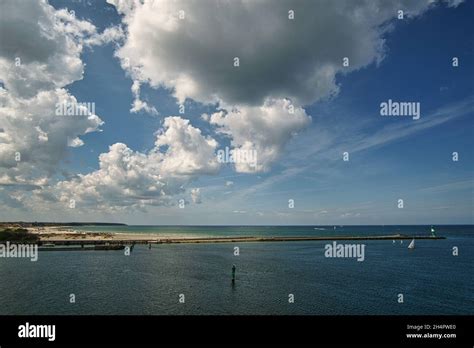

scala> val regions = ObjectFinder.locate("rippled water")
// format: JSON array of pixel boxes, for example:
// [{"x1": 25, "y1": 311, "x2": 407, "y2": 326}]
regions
[{"x1": 0, "y1": 225, "x2": 472, "y2": 315}]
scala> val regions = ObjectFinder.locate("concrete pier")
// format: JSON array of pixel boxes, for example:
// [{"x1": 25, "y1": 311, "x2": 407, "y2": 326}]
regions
[{"x1": 37, "y1": 234, "x2": 445, "y2": 247}]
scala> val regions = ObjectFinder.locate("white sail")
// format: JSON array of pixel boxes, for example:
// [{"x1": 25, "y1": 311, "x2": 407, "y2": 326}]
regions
[{"x1": 408, "y1": 239, "x2": 415, "y2": 249}]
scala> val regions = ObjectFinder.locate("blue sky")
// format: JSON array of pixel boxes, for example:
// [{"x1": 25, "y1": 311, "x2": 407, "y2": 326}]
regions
[{"x1": 0, "y1": 0, "x2": 472, "y2": 224}]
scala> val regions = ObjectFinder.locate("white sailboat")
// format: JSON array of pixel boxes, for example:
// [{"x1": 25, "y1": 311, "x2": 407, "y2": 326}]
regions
[{"x1": 408, "y1": 238, "x2": 415, "y2": 249}]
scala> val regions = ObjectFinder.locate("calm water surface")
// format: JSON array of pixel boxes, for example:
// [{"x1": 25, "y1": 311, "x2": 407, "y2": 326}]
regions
[{"x1": 0, "y1": 225, "x2": 472, "y2": 315}]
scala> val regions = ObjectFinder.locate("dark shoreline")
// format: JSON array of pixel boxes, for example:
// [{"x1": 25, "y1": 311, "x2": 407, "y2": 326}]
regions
[{"x1": 0, "y1": 222, "x2": 127, "y2": 228}]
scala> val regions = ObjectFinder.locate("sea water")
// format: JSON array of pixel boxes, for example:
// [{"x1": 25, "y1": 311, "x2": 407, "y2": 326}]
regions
[{"x1": 0, "y1": 225, "x2": 472, "y2": 315}]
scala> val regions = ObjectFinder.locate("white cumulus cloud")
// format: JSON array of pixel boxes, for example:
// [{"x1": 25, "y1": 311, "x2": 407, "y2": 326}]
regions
[
  {"x1": 209, "y1": 99, "x2": 311, "y2": 172},
  {"x1": 108, "y1": 0, "x2": 449, "y2": 106},
  {"x1": 47, "y1": 116, "x2": 219, "y2": 211},
  {"x1": 0, "y1": 0, "x2": 113, "y2": 207},
  {"x1": 108, "y1": 0, "x2": 451, "y2": 173}
]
